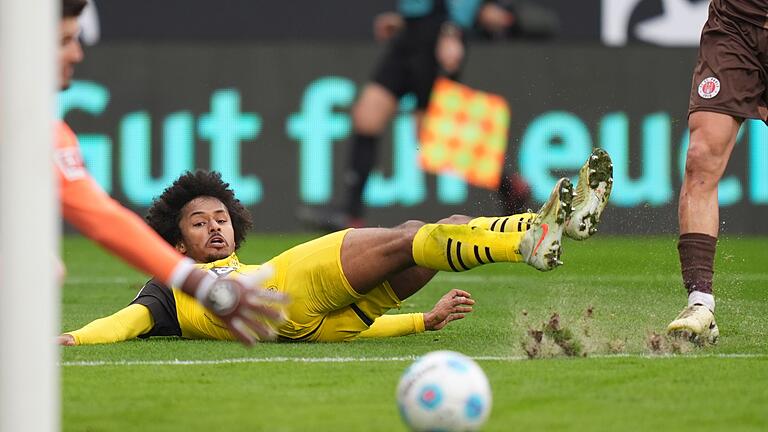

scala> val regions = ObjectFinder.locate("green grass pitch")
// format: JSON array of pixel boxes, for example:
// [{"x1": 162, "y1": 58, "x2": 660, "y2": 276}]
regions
[{"x1": 61, "y1": 234, "x2": 768, "y2": 431}]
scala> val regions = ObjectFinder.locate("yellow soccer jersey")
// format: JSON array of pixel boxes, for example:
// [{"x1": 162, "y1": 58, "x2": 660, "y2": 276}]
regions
[
  {"x1": 172, "y1": 254, "x2": 261, "y2": 341},
  {"x1": 173, "y1": 230, "x2": 423, "y2": 342}
]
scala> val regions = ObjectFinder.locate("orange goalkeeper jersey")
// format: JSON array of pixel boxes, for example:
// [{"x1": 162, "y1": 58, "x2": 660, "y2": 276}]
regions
[{"x1": 55, "y1": 121, "x2": 183, "y2": 284}]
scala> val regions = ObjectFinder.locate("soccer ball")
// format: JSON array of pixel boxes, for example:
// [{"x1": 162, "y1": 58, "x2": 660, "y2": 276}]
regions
[{"x1": 396, "y1": 350, "x2": 492, "y2": 432}]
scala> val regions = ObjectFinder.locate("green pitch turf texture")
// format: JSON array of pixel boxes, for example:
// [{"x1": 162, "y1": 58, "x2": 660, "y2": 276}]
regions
[{"x1": 61, "y1": 234, "x2": 768, "y2": 431}]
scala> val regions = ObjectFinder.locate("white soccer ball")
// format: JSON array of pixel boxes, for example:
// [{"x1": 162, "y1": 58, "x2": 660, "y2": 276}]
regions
[{"x1": 396, "y1": 350, "x2": 492, "y2": 432}]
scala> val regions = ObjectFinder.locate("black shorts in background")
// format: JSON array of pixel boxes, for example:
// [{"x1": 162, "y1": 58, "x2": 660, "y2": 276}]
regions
[{"x1": 372, "y1": 16, "x2": 464, "y2": 109}]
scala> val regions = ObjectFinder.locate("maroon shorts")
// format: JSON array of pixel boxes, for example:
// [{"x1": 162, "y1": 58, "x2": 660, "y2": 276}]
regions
[{"x1": 689, "y1": 6, "x2": 768, "y2": 123}]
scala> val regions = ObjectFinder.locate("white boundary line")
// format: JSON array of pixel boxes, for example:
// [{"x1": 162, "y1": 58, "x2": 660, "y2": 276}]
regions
[
  {"x1": 61, "y1": 353, "x2": 768, "y2": 367},
  {"x1": 436, "y1": 274, "x2": 768, "y2": 284},
  {"x1": 64, "y1": 273, "x2": 768, "y2": 285}
]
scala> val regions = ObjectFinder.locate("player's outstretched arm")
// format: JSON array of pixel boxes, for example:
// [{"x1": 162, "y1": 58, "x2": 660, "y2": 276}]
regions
[
  {"x1": 423, "y1": 288, "x2": 474, "y2": 331},
  {"x1": 59, "y1": 267, "x2": 287, "y2": 346},
  {"x1": 59, "y1": 271, "x2": 288, "y2": 346},
  {"x1": 357, "y1": 288, "x2": 474, "y2": 339},
  {"x1": 58, "y1": 304, "x2": 153, "y2": 346}
]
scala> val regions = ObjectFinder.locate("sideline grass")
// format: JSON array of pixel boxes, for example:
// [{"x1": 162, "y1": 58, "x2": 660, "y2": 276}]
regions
[{"x1": 61, "y1": 235, "x2": 768, "y2": 431}]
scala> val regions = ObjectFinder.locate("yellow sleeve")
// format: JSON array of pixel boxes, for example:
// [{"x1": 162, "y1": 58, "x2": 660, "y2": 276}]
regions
[
  {"x1": 65, "y1": 304, "x2": 154, "y2": 345},
  {"x1": 356, "y1": 313, "x2": 426, "y2": 338}
]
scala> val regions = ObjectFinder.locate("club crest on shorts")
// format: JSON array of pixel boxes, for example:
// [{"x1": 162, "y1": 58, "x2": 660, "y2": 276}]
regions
[{"x1": 698, "y1": 77, "x2": 720, "y2": 99}]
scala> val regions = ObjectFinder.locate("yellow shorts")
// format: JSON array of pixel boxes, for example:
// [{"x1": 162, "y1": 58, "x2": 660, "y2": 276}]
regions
[
  {"x1": 174, "y1": 229, "x2": 401, "y2": 342},
  {"x1": 268, "y1": 229, "x2": 401, "y2": 341}
]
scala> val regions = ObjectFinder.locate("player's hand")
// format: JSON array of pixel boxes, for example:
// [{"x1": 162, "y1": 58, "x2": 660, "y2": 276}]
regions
[
  {"x1": 435, "y1": 30, "x2": 464, "y2": 74},
  {"x1": 424, "y1": 288, "x2": 474, "y2": 331},
  {"x1": 196, "y1": 266, "x2": 289, "y2": 346},
  {"x1": 477, "y1": 3, "x2": 515, "y2": 36},
  {"x1": 374, "y1": 12, "x2": 404, "y2": 42},
  {"x1": 58, "y1": 334, "x2": 76, "y2": 346}
]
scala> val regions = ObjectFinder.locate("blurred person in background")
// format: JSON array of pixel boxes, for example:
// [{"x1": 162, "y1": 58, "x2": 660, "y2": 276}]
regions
[
  {"x1": 667, "y1": 0, "x2": 768, "y2": 343},
  {"x1": 302, "y1": 0, "x2": 548, "y2": 232},
  {"x1": 56, "y1": 0, "x2": 285, "y2": 345}
]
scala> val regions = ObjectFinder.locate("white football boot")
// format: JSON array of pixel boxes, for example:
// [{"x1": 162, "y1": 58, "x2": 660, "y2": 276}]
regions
[
  {"x1": 520, "y1": 177, "x2": 573, "y2": 271},
  {"x1": 565, "y1": 148, "x2": 613, "y2": 240},
  {"x1": 667, "y1": 304, "x2": 720, "y2": 345}
]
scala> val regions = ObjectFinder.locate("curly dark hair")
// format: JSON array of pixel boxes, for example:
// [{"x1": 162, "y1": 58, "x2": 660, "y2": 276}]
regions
[
  {"x1": 62, "y1": 0, "x2": 88, "y2": 18},
  {"x1": 146, "y1": 171, "x2": 253, "y2": 250}
]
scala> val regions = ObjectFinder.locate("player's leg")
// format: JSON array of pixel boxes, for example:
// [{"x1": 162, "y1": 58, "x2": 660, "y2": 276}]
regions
[
  {"x1": 342, "y1": 178, "x2": 573, "y2": 298},
  {"x1": 390, "y1": 150, "x2": 610, "y2": 302},
  {"x1": 469, "y1": 148, "x2": 613, "y2": 240},
  {"x1": 679, "y1": 112, "x2": 740, "y2": 236},
  {"x1": 299, "y1": 37, "x2": 408, "y2": 232},
  {"x1": 680, "y1": 112, "x2": 740, "y2": 234},
  {"x1": 467, "y1": 212, "x2": 538, "y2": 234},
  {"x1": 667, "y1": 111, "x2": 739, "y2": 341},
  {"x1": 384, "y1": 215, "x2": 471, "y2": 300},
  {"x1": 339, "y1": 35, "x2": 412, "y2": 228},
  {"x1": 280, "y1": 178, "x2": 571, "y2": 340},
  {"x1": 343, "y1": 83, "x2": 400, "y2": 225},
  {"x1": 667, "y1": 11, "x2": 768, "y2": 342},
  {"x1": 343, "y1": 215, "x2": 496, "y2": 300},
  {"x1": 414, "y1": 177, "x2": 573, "y2": 273}
]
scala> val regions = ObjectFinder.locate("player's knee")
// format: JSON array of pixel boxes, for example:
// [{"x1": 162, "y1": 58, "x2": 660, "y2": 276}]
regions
[
  {"x1": 351, "y1": 102, "x2": 368, "y2": 127},
  {"x1": 388, "y1": 220, "x2": 426, "y2": 256},
  {"x1": 437, "y1": 214, "x2": 472, "y2": 225},
  {"x1": 686, "y1": 115, "x2": 736, "y2": 182},
  {"x1": 396, "y1": 219, "x2": 426, "y2": 233},
  {"x1": 394, "y1": 220, "x2": 426, "y2": 243},
  {"x1": 352, "y1": 102, "x2": 386, "y2": 135},
  {"x1": 685, "y1": 140, "x2": 724, "y2": 182}
]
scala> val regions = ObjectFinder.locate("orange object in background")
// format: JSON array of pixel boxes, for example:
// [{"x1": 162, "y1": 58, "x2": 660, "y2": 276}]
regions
[{"x1": 419, "y1": 77, "x2": 510, "y2": 190}]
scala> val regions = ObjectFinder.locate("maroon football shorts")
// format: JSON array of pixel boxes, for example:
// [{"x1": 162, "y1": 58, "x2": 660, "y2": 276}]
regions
[{"x1": 689, "y1": 7, "x2": 768, "y2": 123}]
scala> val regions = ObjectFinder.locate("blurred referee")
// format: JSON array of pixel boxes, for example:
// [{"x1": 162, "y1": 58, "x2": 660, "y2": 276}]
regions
[{"x1": 306, "y1": 0, "x2": 531, "y2": 231}]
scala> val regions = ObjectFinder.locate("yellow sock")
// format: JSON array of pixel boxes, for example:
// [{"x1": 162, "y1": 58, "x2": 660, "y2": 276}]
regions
[
  {"x1": 412, "y1": 224, "x2": 524, "y2": 271},
  {"x1": 469, "y1": 213, "x2": 537, "y2": 233},
  {"x1": 66, "y1": 304, "x2": 154, "y2": 345}
]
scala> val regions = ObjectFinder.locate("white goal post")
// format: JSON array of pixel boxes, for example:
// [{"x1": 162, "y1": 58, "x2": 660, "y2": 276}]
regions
[{"x1": 0, "y1": 0, "x2": 59, "y2": 431}]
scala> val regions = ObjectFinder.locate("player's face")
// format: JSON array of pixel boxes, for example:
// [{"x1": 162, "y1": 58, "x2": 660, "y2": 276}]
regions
[
  {"x1": 177, "y1": 196, "x2": 236, "y2": 263},
  {"x1": 59, "y1": 17, "x2": 84, "y2": 90}
]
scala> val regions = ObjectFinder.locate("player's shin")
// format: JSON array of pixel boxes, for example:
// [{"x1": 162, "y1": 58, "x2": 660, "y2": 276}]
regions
[
  {"x1": 411, "y1": 224, "x2": 524, "y2": 271},
  {"x1": 468, "y1": 213, "x2": 537, "y2": 233}
]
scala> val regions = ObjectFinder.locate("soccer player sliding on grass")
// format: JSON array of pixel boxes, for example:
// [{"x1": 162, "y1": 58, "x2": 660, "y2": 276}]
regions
[{"x1": 60, "y1": 149, "x2": 611, "y2": 345}]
